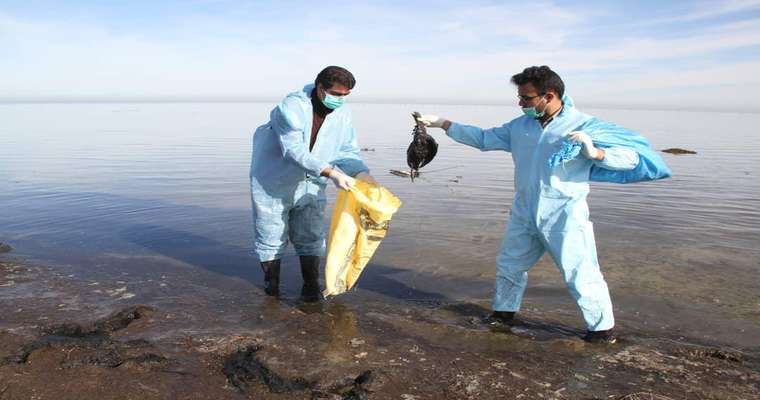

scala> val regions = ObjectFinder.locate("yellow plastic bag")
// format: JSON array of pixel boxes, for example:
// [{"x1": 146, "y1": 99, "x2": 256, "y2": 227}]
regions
[{"x1": 323, "y1": 180, "x2": 402, "y2": 297}]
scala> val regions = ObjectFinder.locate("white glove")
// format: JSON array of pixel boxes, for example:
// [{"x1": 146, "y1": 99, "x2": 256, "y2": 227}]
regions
[
  {"x1": 327, "y1": 168, "x2": 355, "y2": 190},
  {"x1": 569, "y1": 131, "x2": 602, "y2": 160},
  {"x1": 355, "y1": 172, "x2": 377, "y2": 185},
  {"x1": 417, "y1": 114, "x2": 447, "y2": 129}
]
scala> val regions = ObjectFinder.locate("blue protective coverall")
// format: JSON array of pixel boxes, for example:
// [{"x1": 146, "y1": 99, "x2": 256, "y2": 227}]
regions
[
  {"x1": 446, "y1": 96, "x2": 666, "y2": 331},
  {"x1": 250, "y1": 84, "x2": 369, "y2": 262}
]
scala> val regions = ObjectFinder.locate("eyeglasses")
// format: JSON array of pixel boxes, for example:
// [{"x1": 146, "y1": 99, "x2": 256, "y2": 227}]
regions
[{"x1": 517, "y1": 93, "x2": 544, "y2": 101}]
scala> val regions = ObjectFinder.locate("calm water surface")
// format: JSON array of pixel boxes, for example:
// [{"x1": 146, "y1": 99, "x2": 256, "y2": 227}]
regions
[{"x1": 1, "y1": 102, "x2": 759, "y2": 347}]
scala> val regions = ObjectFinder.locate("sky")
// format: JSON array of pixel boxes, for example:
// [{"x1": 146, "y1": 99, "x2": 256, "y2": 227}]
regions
[{"x1": 2, "y1": 0, "x2": 760, "y2": 110}]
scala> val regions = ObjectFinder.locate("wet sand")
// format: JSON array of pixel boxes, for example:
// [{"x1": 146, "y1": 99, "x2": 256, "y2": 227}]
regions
[{"x1": 1, "y1": 254, "x2": 758, "y2": 400}]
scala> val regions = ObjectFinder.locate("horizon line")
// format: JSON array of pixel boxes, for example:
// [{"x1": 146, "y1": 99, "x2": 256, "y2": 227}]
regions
[{"x1": 0, "y1": 96, "x2": 757, "y2": 114}]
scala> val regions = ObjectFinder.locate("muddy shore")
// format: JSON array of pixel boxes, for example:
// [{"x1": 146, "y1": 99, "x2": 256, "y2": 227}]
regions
[{"x1": 1, "y1": 255, "x2": 759, "y2": 400}]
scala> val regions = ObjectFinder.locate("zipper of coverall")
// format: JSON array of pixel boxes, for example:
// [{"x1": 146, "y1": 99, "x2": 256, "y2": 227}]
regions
[
  {"x1": 531, "y1": 114, "x2": 564, "y2": 228},
  {"x1": 525, "y1": 105, "x2": 565, "y2": 226},
  {"x1": 311, "y1": 114, "x2": 330, "y2": 155},
  {"x1": 305, "y1": 109, "x2": 331, "y2": 181}
]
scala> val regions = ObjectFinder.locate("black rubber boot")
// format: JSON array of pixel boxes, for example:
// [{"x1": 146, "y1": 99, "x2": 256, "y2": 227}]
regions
[
  {"x1": 583, "y1": 329, "x2": 617, "y2": 344},
  {"x1": 260, "y1": 259, "x2": 280, "y2": 296},
  {"x1": 482, "y1": 311, "x2": 517, "y2": 326},
  {"x1": 299, "y1": 255, "x2": 322, "y2": 302}
]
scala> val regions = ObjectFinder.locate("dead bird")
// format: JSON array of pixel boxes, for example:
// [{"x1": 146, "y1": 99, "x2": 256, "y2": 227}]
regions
[
  {"x1": 406, "y1": 112, "x2": 438, "y2": 181},
  {"x1": 389, "y1": 169, "x2": 417, "y2": 178}
]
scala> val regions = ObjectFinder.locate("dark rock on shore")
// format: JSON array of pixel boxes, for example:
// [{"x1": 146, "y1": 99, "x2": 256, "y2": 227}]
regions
[
  {"x1": 2, "y1": 305, "x2": 157, "y2": 367},
  {"x1": 224, "y1": 345, "x2": 375, "y2": 399},
  {"x1": 661, "y1": 147, "x2": 697, "y2": 155}
]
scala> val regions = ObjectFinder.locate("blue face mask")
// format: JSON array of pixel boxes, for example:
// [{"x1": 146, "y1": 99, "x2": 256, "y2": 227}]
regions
[
  {"x1": 321, "y1": 88, "x2": 346, "y2": 110},
  {"x1": 522, "y1": 97, "x2": 547, "y2": 118}
]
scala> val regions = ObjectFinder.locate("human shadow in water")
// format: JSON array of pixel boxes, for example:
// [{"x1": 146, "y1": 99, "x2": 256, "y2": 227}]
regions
[{"x1": 121, "y1": 224, "x2": 449, "y2": 302}]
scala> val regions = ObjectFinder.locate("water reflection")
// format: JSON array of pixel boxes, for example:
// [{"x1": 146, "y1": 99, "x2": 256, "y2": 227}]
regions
[{"x1": 1, "y1": 102, "x2": 759, "y2": 347}]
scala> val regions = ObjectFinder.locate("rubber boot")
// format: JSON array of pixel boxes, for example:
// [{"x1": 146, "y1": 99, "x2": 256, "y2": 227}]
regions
[
  {"x1": 299, "y1": 255, "x2": 322, "y2": 302},
  {"x1": 484, "y1": 311, "x2": 516, "y2": 325},
  {"x1": 260, "y1": 259, "x2": 280, "y2": 296},
  {"x1": 583, "y1": 329, "x2": 617, "y2": 344}
]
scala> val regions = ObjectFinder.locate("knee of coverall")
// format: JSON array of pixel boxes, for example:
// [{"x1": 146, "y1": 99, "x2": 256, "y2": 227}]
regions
[
  {"x1": 250, "y1": 183, "x2": 292, "y2": 262},
  {"x1": 288, "y1": 181, "x2": 327, "y2": 257},
  {"x1": 541, "y1": 221, "x2": 606, "y2": 287},
  {"x1": 496, "y1": 217, "x2": 546, "y2": 278}
]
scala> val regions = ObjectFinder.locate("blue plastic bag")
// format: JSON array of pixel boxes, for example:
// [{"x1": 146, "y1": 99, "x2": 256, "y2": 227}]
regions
[{"x1": 548, "y1": 118, "x2": 672, "y2": 184}]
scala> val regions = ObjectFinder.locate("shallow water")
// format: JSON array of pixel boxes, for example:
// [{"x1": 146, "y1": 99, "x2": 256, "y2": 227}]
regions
[{"x1": 1, "y1": 102, "x2": 759, "y2": 348}]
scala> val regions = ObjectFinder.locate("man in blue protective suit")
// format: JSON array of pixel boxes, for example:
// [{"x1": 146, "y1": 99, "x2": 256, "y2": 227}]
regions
[
  {"x1": 418, "y1": 66, "x2": 651, "y2": 343},
  {"x1": 250, "y1": 66, "x2": 376, "y2": 302}
]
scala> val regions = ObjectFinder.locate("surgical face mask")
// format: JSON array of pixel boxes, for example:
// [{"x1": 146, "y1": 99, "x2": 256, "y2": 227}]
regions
[
  {"x1": 321, "y1": 88, "x2": 347, "y2": 110},
  {"x1": 522, "y1": 97, "x2": 547, "y2": 118}
]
